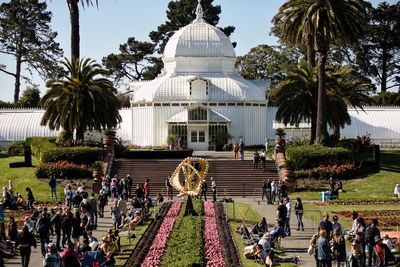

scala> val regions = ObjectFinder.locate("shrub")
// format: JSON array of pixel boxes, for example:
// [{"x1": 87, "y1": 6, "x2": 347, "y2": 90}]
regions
[
  {"x1": 8, "y1": 141, "x2": 25, "y2": 156},
  {"x1": 337, "y1": 136, "x2": 373, "y2": 153},
  {"x1": 286, "y1": 145, "x2": 352, "y2": 170},
  {"x1": 41, "y1": 147, "x2": 103, "y2": 164},
  {"x1": 26, "y1": 137, "x2": 57, "y2": 159},
  {"x1": 294, "y1": 163, "x2": 356, "y2": 179},
  {"x1": 35, "y1": 161, "x2": 91, "y2": 179}
]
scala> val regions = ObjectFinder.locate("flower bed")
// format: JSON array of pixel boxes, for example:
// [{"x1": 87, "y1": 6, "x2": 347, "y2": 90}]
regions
[
  {"x1": 334, "y1": 210, "x2": 400, "y2": 227},
  {"x1": 313, "y1": 200, "x2": 400, "y2": 206},
  {"x1": 204, "y1": 201, "x2": 226, "y2": 267},
  {"x1": 141, "y1": 201, "x2": 182, "y2": 267},
  {"x1": 162, "y1": 199, "x2": 204, "y2": 267}
]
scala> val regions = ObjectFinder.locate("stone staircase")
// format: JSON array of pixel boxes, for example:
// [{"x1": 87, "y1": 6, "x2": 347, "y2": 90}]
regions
[{"x1": 111, "y1": 159, "x2": 279, "y2": 198}]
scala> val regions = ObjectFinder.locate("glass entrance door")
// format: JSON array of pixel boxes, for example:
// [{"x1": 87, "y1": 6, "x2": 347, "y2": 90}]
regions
[{"x1": 188, "y1": 126, "x2": 208, "y2": 150}]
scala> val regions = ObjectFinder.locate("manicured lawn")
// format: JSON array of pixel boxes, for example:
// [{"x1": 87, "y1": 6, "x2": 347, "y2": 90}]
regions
[
  {"x1": 0, "y1": 153, "x2": 50, "y2": 201},
  {"x1": 226, "y1": 202, "x2": 295, "y2": 267},
  {"x1": 290, "y1": 150, "x2": 400, "y2": 201},
  {"x1": 115, "y1": 220, "x2": 152, "y2": 267},
  {"x1": 289, "y1": 150, "x2": 400, "y2": 230}
]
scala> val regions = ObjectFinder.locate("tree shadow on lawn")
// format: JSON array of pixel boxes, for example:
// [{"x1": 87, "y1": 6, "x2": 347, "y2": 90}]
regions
[
  {"x1": 0, "y1": 153, "x2": 9, "y2": 158},
  {"x1": 380, "y1": 151, "x2": 400, "y2": 173}
]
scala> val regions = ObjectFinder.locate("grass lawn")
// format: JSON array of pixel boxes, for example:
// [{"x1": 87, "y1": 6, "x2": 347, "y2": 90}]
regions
[
  {"x1": 289, "y1": 150, "x2": 400, "y2": 201},
  {"x1": 0, "y1": 153, "x2": 50, "y2": 201},
  {"x1": 115, "y1": 220, "x2": 151, "y2": 266},
  {"x1": 226, "y1": 202, "x2": 296, "y2": 267},
  {"x1": 289, "y1": 150, "x2": 400, "y2": 230}
]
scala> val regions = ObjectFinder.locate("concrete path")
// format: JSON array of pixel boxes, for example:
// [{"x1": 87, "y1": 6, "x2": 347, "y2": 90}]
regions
[
  {"x1": 5, "y1": 204, "x2": 113, "y2": 267},
  {"x1": 234, "y1": 197, "x2": 317, "y2": 267}
]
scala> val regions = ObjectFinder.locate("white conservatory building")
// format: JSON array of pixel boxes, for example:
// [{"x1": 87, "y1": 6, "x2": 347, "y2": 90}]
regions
[
  {"x1": 129, "y1": 3, "x2": 268, "y2": 150},
  {"x1": 0, "y1": 3, "x2": 400, "y2": 149}
]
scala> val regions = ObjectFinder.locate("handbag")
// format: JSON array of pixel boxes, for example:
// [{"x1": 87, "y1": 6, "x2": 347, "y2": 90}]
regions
[{"x1": 307, "y1": 244, "x2": 315, "y2": 255}]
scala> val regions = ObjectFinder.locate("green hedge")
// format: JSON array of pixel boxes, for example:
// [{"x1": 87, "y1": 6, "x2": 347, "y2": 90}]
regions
[
  {"x1": 162, "y1": 199, "x2": 204, "y2": 266},
  {"x1": 41, "y1": 147, "x2": 103, "y2": 164},
  {"x1": 7, "y1": 141, "x2": 25, "y2": 156},
  {"x1": 26, "y1": 137, "x2": 102, "y2": 164},
  {"x1": 35, "y1": 161, "x2": 91, "y2": 179},
  {"x1": 286, "y1": 145, "x2": 352, "y2": 170},
  {"x1": 26, "y1": 137, "x2": 57, "y2": 159}
]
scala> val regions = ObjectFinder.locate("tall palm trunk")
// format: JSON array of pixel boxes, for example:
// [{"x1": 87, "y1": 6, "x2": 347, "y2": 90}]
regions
[
  {"x1": 68, "y1": 0, "x2": 80, "y2": 61},
  {"x1": 310, "y1": 105, "x2": 317, "y2": 144},
  {"x1": 76, "y1": 127, "x2": 85, "y2": 142},
  {"x1": 316, "y1": 50, "x2": 327, "y2": 144},
  {"x1": 306, "y1": 35, "x2": 316, "y2": 68}
]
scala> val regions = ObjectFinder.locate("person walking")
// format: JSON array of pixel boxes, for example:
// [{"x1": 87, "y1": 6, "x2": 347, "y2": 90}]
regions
[
  {"x1": 239, "y1": 139, "x2": 245, "y2": 160},
  {"x1": 284, "y1": 197, "x2": 291, "y2": 236},
  {"x1": 127, "y1": 174, "x2": 133, "y2": 198},
  {"x1": 25, "y1": 187, "x2": 35, "y2": 210},
  {"x1": 233, "y1": 141, "x2": 239, "y2": 160},
  {"x1": 261, "y1": 180, "x2": 268, "y2": 201},
  {"x1": 332, "y1": 228, "x2": 346, "y2": 267},
  {"x1": 166, "y1": 176, "x2": 173, "y2": 200},
  {"x1": 366, "y1": 219, "x2": 380, "y2": 267},
  {"x1": 200, "y1": 180, "x2": 207, "y2": 201},
  {"x1": 16, "y1": 225, "x2": 37, "y2": 267},
  {"x1": 211, "y1": 177, "x2": 217, "y2": 202},
  {"x1": 144, "y1": 179, "x2": 150, "y2": 199},
  {"x1": 317, "y1": 229, "x2": 332, "y2": 267},
  {"x1": 89, "y1": 193, "x2": 98, "y2": 230},
  {"x1": 49, "y1": 178, "x2": 57, "y2": 202},
  {"x1": 295, "y1": 197, "x2": 304, "y2": 231}
]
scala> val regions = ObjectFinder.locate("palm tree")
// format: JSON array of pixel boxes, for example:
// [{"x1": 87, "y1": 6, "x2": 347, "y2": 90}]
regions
[
  {"x1": 40, "y1": 58, "x2": 122, "y2": 141},
  {"x1": 67, "y1": 0, "x2": 98, "y2": 61},
  {"x1": 273, "y1": 0, "x2": 367, "y2": 144},
  {"x1": 327, "y1": 65, "x2": 372, "y2": 136},
  {"x1": 271, "y1": 63, "x2": 371, "y2": 143},
  {"x1": 270, "y1": 62, "x2": 318, "y2": 143}
]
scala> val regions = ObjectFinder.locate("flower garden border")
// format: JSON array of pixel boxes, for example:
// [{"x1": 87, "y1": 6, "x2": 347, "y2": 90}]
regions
[
  {"x1": 313, "y1": 200, "x2": 400, "y2": 206},
  {"x1": 123, "y1": 202, "x2": 172, "y2": 267},
  {"x1": 214, "y1": 202, "x2": 241, "y2": 267}
]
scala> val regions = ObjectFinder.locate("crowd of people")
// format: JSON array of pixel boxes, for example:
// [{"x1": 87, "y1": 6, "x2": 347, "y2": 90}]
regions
[
  {"x1": 0, "y1": 174, "x2": 160, "y2": 267},
  {"x1": 309, "y1": 212, "x2": 398, "y2": 267},
  {"x1": 261, "y1": 179, "x2": 288, "y2": 204}
]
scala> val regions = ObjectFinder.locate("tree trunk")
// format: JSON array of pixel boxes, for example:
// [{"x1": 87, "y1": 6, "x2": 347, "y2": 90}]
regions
[
  {"x1": 14, "y1": 54, "x2": 22, "y2": 103},
  {"x1": 76, "y1": 127, "x2": 85, "y2": 142},
  {"x1": 310, "y1": 105, "x2": 317, "y2": 144},
  {"x1": 306, "y1": 35, "x2": 316, "y2": 68},
  {"x1": 381, "y1": 46, "x2": 387, "y2": 92},
  {"x1": 68, "y1": 0, "x2": 80, "y2": 61},
  {"x1": 316, "y1": 51, "x2": 327, "y2": 144}
]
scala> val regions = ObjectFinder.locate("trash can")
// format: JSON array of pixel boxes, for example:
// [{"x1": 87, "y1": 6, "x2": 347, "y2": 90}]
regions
[{"x1": 321, "y1": 191, "x2": 331, "y2": 202}]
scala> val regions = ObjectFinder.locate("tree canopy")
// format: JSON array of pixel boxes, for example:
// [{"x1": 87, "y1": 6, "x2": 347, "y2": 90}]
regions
[
  {"x1": 0, "y1": 0, "x2": 63, "y2": 103},
  {"x1": 104, "y1": 0, "x2": 235, "y2": 82},
  {"x1": 41, "y1": 58, "x2": 122, "y2": 141}
]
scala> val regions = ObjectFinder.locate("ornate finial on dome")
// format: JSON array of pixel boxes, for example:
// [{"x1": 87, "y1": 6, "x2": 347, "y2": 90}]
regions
[{"x1": 195, "y1": 0, "x2": 204, "y2": 21}]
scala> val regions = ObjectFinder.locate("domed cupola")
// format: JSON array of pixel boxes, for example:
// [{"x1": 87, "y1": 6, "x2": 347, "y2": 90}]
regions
[{"x1": 162, "y1": 0, "x2": 236, "y2": 73}]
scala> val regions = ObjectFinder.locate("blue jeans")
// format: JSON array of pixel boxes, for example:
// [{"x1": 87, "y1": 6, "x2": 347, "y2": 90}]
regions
[
  {"x1": 285, "y1": 217, "x2": 291, "y2": 236},
  {"x1": 296, "y1": 212, "x2": 304, "y2": 230},
  {"x1": 40, "y1": 238, "x2": 47, "y2": 256}
]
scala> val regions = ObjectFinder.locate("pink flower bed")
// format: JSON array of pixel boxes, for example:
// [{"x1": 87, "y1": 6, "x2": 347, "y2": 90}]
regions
[
  {"x1": 141, "y1": 201, "x2": 182, "y2": 267},
  {"x1": 204, "y1": 201, "x2": 226, "y2": 267}
]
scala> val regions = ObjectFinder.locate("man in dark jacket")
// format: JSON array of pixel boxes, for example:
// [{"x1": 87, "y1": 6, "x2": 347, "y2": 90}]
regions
[{"x1": 16, "y1": 225, "x2": 37, "y2": 267}]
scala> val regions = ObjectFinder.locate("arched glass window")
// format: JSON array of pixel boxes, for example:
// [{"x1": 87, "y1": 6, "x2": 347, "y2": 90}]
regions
[{"x1": 188, "y1": 107, "x2": 207, "y2": 121}]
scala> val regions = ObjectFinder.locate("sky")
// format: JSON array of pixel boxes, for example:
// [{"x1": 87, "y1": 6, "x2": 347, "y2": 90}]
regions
[{"x1": 0, "y1": 0, "x2": 396, "y2": 102}]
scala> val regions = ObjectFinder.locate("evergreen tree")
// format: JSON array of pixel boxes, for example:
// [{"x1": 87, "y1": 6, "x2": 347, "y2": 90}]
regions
[{"x1": 0, "y1": 0, "x2": 63, "y2": 103}]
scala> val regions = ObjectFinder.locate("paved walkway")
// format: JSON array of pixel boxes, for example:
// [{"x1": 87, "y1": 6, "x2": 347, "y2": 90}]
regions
[
  {"x1": 234, "y1": 197, "x2": 316, "y2": 267},
  {"x1": 5, "y1": 198, "x2": 315, "y2": 267},
  {"x1": 5, "y1": 205, "x2": 113, "y2": 267}
]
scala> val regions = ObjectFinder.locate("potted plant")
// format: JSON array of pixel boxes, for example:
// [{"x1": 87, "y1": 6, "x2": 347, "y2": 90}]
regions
[
  {"x1": 214, "y1": 131, "x2": 232, "y2": 151},
  {"x1": 103, "y1": 129, "x2": 116, "y2": 145},
  {"x1": 167, "y1": 134, "x2": 176, "y2": 150},
  {"x1": 91, "y1": 161, "x2": 103, "y2": 180},
  {"x1": 275, "y1": 128, "x2": 286, "y2": 153}
]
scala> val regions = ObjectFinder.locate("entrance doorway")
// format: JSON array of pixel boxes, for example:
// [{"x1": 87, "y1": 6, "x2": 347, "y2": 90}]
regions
[{"x1": 188, "y1": 126, "x2": 208, "y2": 150}]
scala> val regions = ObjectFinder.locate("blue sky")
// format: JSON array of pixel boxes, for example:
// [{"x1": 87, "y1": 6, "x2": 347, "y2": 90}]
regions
[{"x1": 0, "y1": 0, "x2": 396, "y2": 102}]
